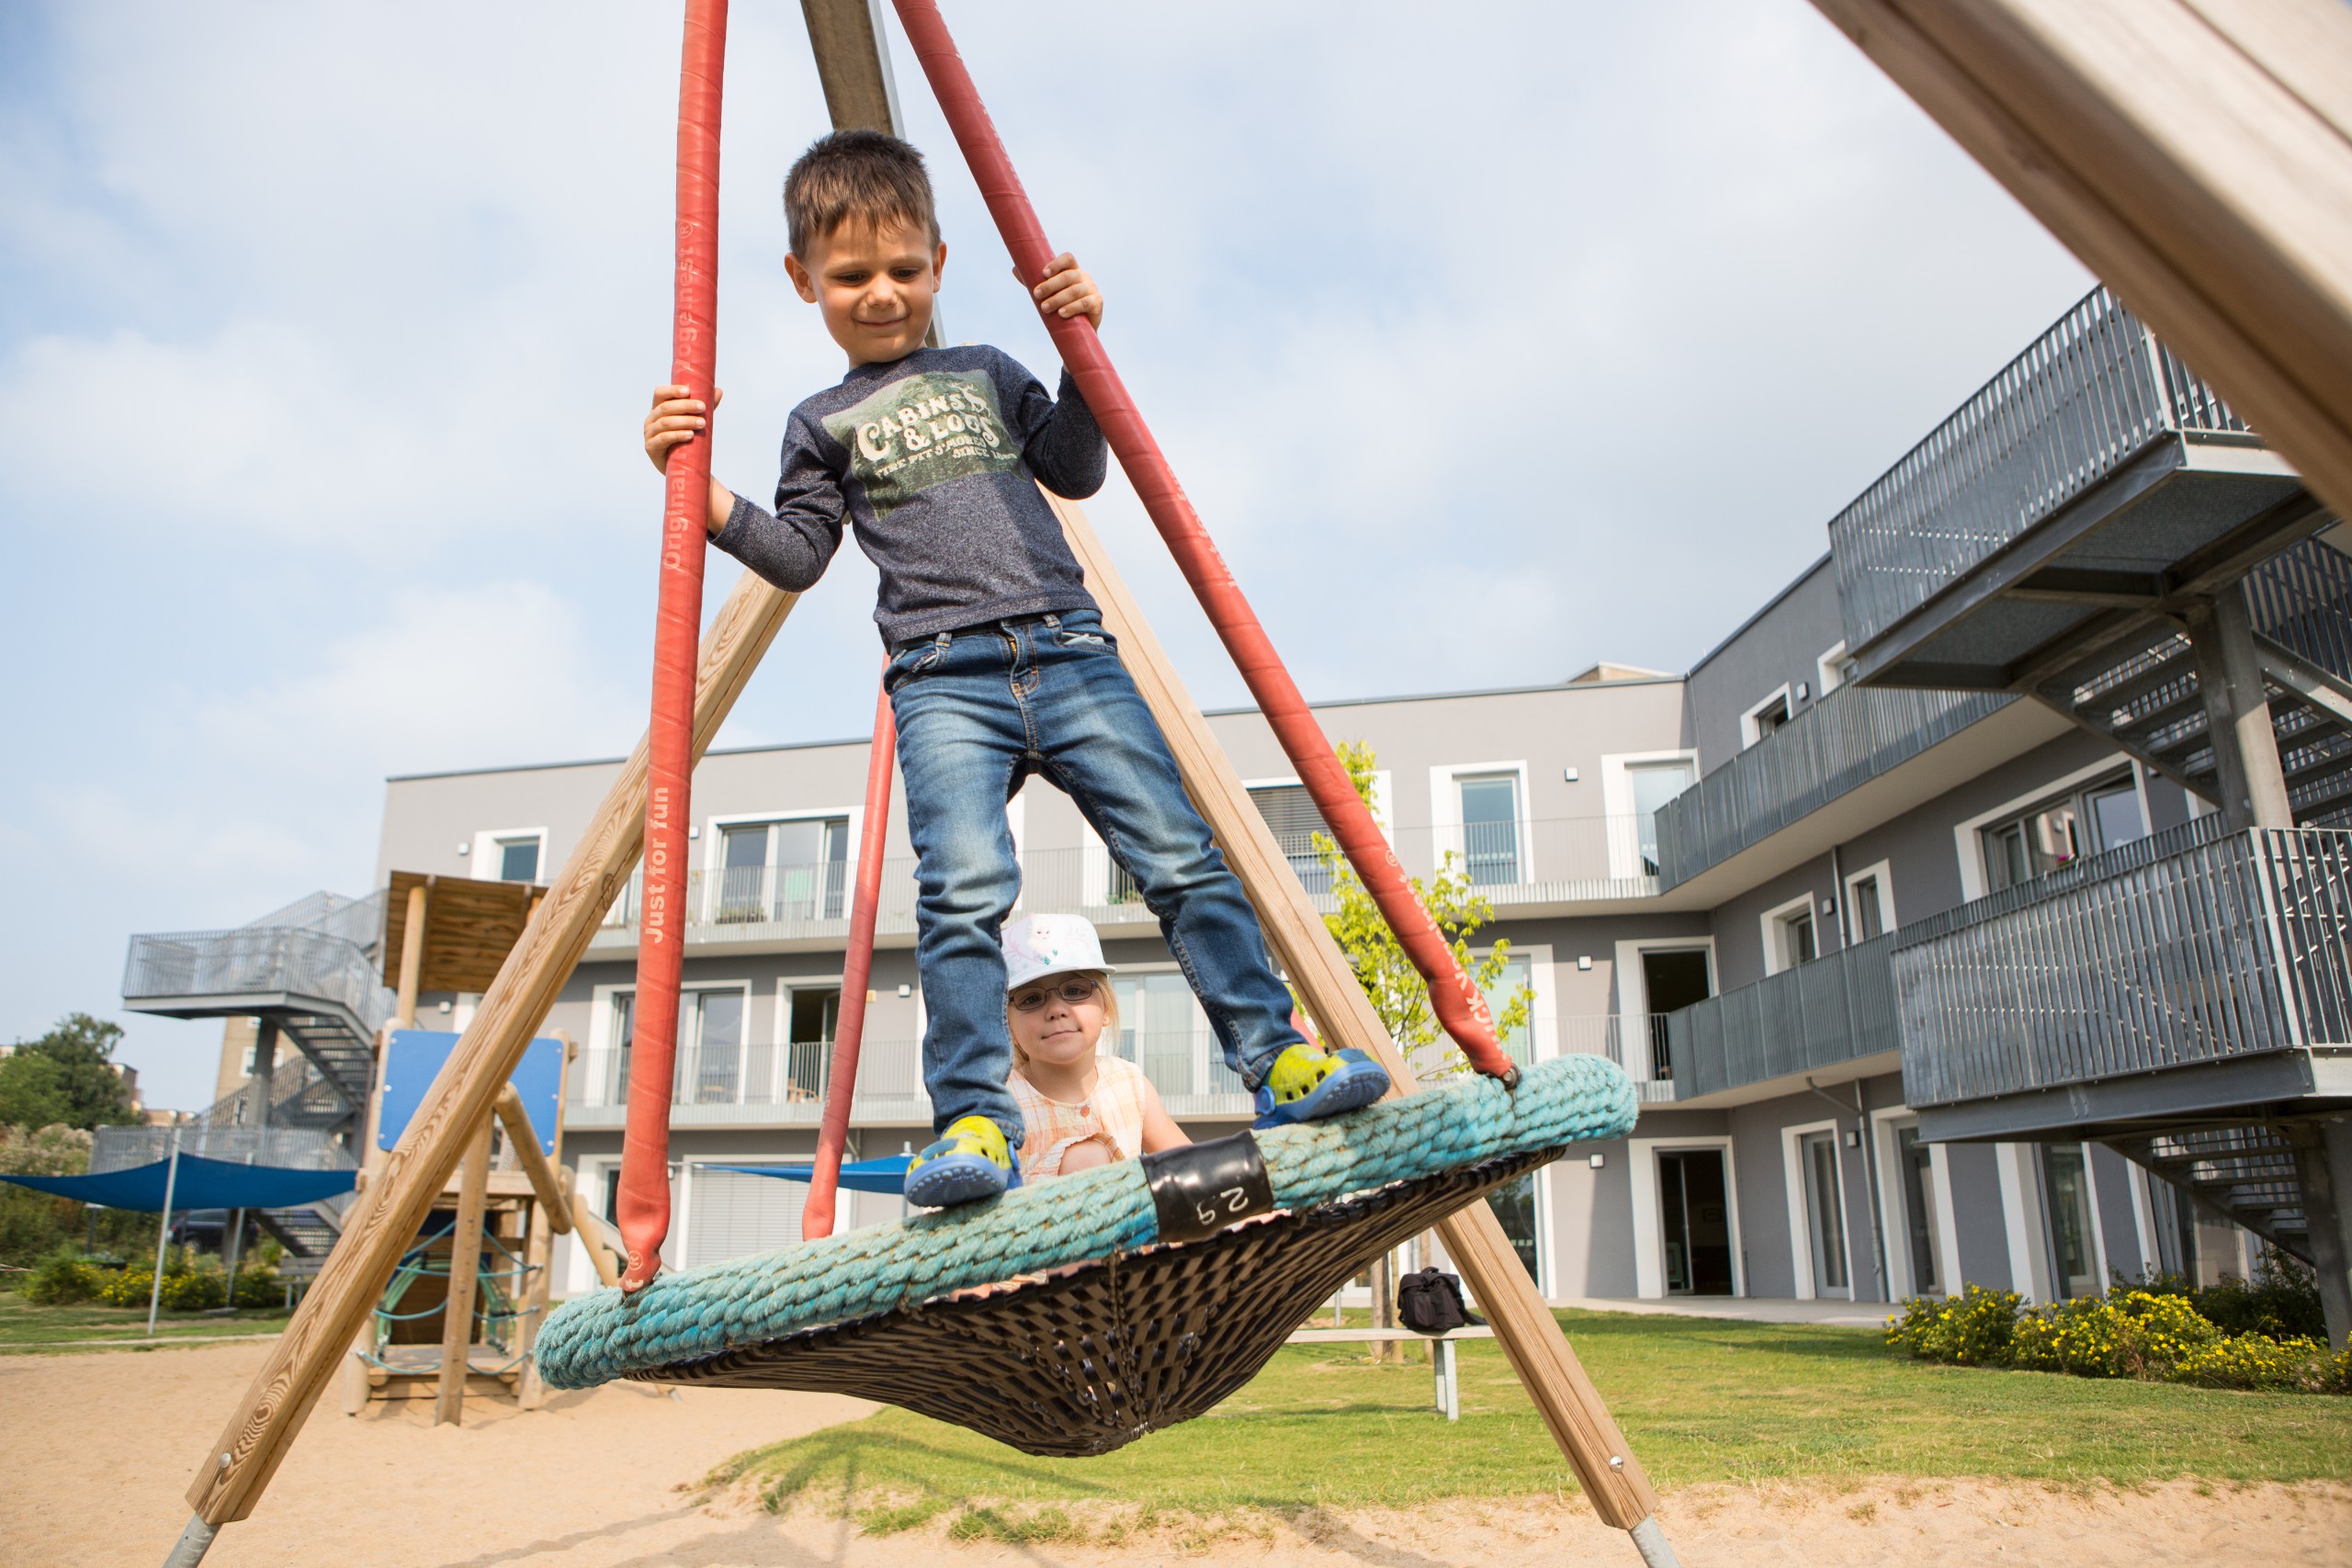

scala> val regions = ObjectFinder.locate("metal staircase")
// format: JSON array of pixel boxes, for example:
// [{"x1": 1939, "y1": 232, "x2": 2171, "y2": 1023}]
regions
[
  {"x1": 2108, "y1": 1127, "x2": 2311, "y2": 1264},
  {"x1": 2042, "y1": 536, "x2": 2352, "y2": 828},
  {"x1": 121, "y1": 888, "x2": 393, "y2": 1138}
]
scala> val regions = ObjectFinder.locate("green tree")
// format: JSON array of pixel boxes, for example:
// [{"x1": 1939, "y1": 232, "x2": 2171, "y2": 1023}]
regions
[
  {"x1": 1307, "y1": 741, "x2": 1532, "y2": 1076},
  {"x1": 0, "y1": 1054, "x2": 74, "y2": 1131},
  {"x1": 2, "y1": 1014, "x2": 137, "y2": 1130}
]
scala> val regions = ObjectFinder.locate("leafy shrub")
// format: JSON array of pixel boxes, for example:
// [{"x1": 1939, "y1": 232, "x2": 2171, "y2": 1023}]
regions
[
  {"x1": 1888, "y1": 1280, "x2": 2343, "y2": 1394},
  {"x1": 2191, "y1": 1250, "x2": 2326, "y2": 1342},
  {"x1": 2168, "y1": 1333, "x2": 2349, "y2": 1394},
  {"x1": 24, "y1": 1249, "x2": 103, "y2": 1305},
  {"x1": 1885, "y1": 1283, "x2": 2020, "y2": 1366}
]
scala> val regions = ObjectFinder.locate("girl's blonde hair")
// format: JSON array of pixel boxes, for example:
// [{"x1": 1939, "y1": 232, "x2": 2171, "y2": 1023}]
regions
[{"x1": 1007, "y1": 971, "x2": 1120, "y2": 1073}]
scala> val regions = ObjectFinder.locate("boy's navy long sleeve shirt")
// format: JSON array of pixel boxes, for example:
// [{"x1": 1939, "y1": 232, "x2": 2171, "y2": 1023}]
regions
[{"x1": 711, "y1": 344, "x2": 1107, "y2": 646}]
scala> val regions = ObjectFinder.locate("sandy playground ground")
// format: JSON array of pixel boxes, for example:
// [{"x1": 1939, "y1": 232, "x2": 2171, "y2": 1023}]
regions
[{"x1": 3, "y1": 1338, "x2": 2348, "y2": 1567}]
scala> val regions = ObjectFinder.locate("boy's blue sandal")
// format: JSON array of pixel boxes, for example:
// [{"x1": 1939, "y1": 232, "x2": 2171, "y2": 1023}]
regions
[
  {"x1": 1251, "y1": 1043, "x2": 1391, "y2": 1129},
  {"x1": 904, "y1": 1115, "x2": 1021, "y2": 1208},
  {"x1": 536, "y1": 1054, "x2": 1634, "y2": 1459}
]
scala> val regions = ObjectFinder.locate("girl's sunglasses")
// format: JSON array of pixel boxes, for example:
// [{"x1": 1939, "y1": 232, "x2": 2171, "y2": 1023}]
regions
[{"x1": 1011, "y1": 977, "x2": 1101, "y2": 1012}]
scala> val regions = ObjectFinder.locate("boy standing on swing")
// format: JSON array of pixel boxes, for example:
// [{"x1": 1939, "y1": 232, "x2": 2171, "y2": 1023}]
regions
[{"x1": 644, "y1": 130, "x2": 1387, "y2": 1208}]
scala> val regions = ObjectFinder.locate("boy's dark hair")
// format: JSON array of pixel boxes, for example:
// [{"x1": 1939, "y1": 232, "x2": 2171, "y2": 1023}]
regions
[{"x1": 783, "y1": 129, "x2": 939, "y2": 258}]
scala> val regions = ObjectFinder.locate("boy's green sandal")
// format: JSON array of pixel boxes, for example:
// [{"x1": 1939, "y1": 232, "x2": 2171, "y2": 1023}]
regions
[
  {"x1": 1252, "y1": 1043, "x2": 1392, "y2": 1129},
  {"x1": 904, "y1": 1114, "x2": 1022, "y2": 1208}
]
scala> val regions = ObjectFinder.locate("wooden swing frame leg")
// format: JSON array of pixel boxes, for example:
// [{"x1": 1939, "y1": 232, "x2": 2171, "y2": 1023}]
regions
[{"x1": 1049, "y1": 495, "x2": 1669, "y2": 1548}]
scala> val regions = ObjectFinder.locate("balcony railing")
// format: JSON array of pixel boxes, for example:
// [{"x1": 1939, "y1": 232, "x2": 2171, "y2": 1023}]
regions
[
  {"x1": 1652, "y1": 682, "x2": 2016, "y2": 889},
  {"x1": 595, "y1": 818, "x2": 1671, "y2": 945},
  {"x1": 1664, "y1": 935, "x2": 1900, "y2": 1100},
  {"x1": 122, "y1": 924, "x2": 393, "y2": 1032},
  {"x1": 1896, "y1": 826, "x2": 2352, "y2": 1109},
  {"x1": 1829, "y1": 285, "x2": 2253, "y2": 654}
]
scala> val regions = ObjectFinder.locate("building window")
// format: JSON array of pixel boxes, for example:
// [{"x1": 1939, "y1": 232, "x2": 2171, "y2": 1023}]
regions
[
  {"x1": 1249, "y1": 784, "x2": 1333, "y2": 897},
  {"x1": 784, "y1": 987, "x2": 840, "y2": 1104},
  {"x1": 1849, "y1": 874, "x2": 1886, "y2": 942},
  {"x1": 1741, "y1": 687, "x2": 1794, "y2": 747},
  {"x1": 1477, "y1": 953, "x2": 1536, "y2": 1069},
  {"x1": 494, "y1": 835, "x2": 540, "y2": 884},
  {"x1": 678, "y1": 988, "x2": 747, "y2": 1105},
  {"x1": 1109, "y1": 972, "x2": 1238, "y2": 1100},
  {"x1": 1658, "y1": 1148, "x2": 1735, "y2": 1295},
  {"x1": 1895, "y1": 1125, "x2": 1943, "y2": 1295},
  {"x1": 1981, "y1": 772, "x2": 2145, "y2": 893},
  {"x1": 1770, "y1": 905, "x2": 1817, "y2": 972},
  {"x1": 2042, "y1": 1145, "x2": 2100, "y2": 1300},
  {"x1": 713, "y1": 817, "x2": 849, "y2": 923},
  {"x1": 1625, "y1": 759, "x2": 1694, "y2": 877},
  {"x1": 1800, "y1": 1130, "x2": 1849, "y2": 1295},
  {"x1": 1457, "y1": 773, "x2": 1521, "y2": 886},
  {"x1": 1639, "y1": 948, "x2": 1713, "y2": 1080}
]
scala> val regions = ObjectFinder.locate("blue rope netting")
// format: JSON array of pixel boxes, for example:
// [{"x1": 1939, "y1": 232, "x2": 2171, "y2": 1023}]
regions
[{"x1": 537, "y1": 1053, "x2": 1634, "y2": 1389}]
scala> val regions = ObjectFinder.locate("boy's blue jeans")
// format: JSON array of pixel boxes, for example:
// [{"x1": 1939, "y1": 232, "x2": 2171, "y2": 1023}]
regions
[{"x1": 888, "y1": 607, "x2": 1304, "y2": 1147}]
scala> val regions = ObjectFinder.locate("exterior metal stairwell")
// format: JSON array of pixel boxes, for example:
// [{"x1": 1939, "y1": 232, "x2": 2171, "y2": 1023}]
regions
[
  {"x1": 2043, "y1": 536, "x2": 2352, "y2": 830},
  {"x1": 2107, "y1": 1128, "x2": 2311, "y2": 1265}
]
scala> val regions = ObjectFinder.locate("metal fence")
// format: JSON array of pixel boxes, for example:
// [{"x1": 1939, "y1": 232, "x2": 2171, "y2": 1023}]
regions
[
  {"x1": 1895, "y1": 827, "x2": 2352, "y2": 1108},
  {"x1": 1663, "y1": 934, "x2": 1901, "y2": 1100},
  {"x1": 1652, "y1": 682, "x2": 2015, "y2": 889},
  {"x1": 121, "y1": 925, "x2": 393, "y2": 1032},
  {"x1": 1830, "y1": 285, "x2": 2255, "y2": 652},
  {"x1": 90, "y1": 1123, "x2": 354, "y2": 1174}
]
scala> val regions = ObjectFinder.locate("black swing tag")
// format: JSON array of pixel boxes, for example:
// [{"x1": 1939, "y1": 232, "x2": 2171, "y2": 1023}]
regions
[{"x1": 1140, "y1": 1131, "x2": 1274, "y2": 1245}]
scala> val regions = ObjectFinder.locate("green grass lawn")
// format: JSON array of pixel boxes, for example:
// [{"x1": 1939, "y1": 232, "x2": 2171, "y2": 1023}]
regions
[
  {"x1": 717, "y1": 1308, "x2": 2352, "y2": 1529},
  {"x1": 0, "y1": 1290, "x2": 291, "y2": 1353}
]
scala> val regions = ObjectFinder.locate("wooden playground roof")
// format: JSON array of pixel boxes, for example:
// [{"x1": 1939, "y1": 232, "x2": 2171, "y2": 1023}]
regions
[{"x1": 379, "y1": 872, "x2": 546, "y2": 996}]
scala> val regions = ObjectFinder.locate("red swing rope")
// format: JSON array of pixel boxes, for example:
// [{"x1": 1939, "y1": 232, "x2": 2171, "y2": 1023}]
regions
[
  {"x1": 617, "y1": 0, "x2": 729, "y2": 1292},
  {"x1": 888, "y1": 0, "x2": 1518, "y2": 1084},
  {"x1": 803, "y1": 679, "x2": 899, "y2": 1240}
]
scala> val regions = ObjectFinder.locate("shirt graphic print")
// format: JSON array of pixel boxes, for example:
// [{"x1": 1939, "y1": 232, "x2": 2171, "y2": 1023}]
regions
[{"x1": 821, "y1": 367, "x2": 1023, "y2": 519}]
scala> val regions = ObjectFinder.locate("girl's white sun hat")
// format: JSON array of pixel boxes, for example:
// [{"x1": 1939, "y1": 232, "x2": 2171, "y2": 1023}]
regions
[{"x1": 1001, "y1": 913, "x2": 1117, "y2": 992}]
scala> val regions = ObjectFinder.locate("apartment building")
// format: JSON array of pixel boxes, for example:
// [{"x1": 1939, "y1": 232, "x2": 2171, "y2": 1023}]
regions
[{"x1": 124, "y1": 286, "x2": 2352, "y2": 1333}]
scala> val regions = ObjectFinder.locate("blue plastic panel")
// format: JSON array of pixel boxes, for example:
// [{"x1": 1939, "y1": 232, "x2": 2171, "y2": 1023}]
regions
[{"x1": 379, "y1": 1029, "x2": 564, "y2": 1155}]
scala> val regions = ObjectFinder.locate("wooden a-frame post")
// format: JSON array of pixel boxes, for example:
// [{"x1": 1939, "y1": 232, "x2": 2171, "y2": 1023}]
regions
[{"x1": 162, "y1": 573, "x2": 800, "y2": 1563}]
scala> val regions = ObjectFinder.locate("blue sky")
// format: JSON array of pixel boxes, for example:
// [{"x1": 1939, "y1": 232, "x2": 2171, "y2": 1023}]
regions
[{"x1": 0, "y1": 1, "x2": 2089, "y2": 1111}]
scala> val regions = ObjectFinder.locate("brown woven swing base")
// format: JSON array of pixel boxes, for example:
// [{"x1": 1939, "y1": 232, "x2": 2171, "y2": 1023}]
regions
[{"x1": 633, "y1": 1146, "x2": 1557, "y2": 1456}]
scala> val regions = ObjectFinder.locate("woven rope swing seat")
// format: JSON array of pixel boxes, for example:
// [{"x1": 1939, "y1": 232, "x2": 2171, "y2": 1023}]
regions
[{"x1": 537, "y1": 1055, "x2": 1634, "y2": 1456}]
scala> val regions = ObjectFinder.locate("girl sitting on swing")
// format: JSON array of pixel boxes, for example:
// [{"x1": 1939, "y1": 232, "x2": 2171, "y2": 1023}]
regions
[{"x1": 1001, "y1": 914, "x2": 1190, "y2": 1179}]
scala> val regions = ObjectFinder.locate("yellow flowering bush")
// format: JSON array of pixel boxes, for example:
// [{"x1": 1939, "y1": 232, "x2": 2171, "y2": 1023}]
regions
[{"x1": 1888, "y1": 1281, "x2": 2346, "y2": 1393}]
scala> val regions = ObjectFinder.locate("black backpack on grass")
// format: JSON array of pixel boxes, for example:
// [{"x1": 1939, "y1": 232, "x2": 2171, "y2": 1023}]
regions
[{"x1": 1396, "y1": 1267, "x2": 1484, "y2": 1335}]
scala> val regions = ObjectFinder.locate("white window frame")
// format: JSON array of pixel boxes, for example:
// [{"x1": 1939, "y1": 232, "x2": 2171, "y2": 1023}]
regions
[
  {"x1": 1817, "y1": 641, "x2": 1853, "y2": 696},
  {"x1": 1429, "y1": 760, "x2": 1534, "y2": 885},
  {"x1": 2038, "y1": 1141, "x2": 2112, "y2": 1301},
  {"x1": 1782, "y1": 1118, "x2": 1850, "y2": 1301},
  {"x1": 1467, "y1": 943, "x2": 1555, "y2": 1062},
  {"x1": 1611, "y1": 938, "x2": 1715, "y2": 1084},
  {"x1": 1600, "y1": 749, "x2": 1700, "y2": 880},
  {"x1": 1871, "y1": 1107, "x2": 1962, "y2": 1299},
  {"x1": 1758, "y1": 892, "x2": 1819, "y2": 976},
  {"x1": 701, "y1": 805, "x2": 860, "y2": 922},
  {"x1": 584, "y1": 977, "x2": 753, "y2": 1108},
  {"x1": 1841, "y1": 859, "x2": 1896, "y2": 943},
  {"x1": 1628, "y1": 1135, "x2": 1745, "y2": 1300},
  {"x1": 1952, "y1": 758, "x2": 2151, "y2": 901},
  {"x1": 470, "y1": 825, "x2": 549, "y2": 885},
  {"x1": 1740, "y1": 684, "x2": 1795, "y2": 748}
]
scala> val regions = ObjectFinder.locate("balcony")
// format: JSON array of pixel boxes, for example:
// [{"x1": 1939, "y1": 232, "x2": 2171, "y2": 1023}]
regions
[
  {"x1": 1828, "y1": 286, "x2": 2314, "y2": 691},
  {"x1": 1651, "y1": 682, "x2": 2030, "y2": 892},
  {"x1": 1663, "y1": 936, "x2": 1901, "y2": 1103},
  {"x1": 1895, "y1": 822, "x2": 2352, "y2": 1141}
]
